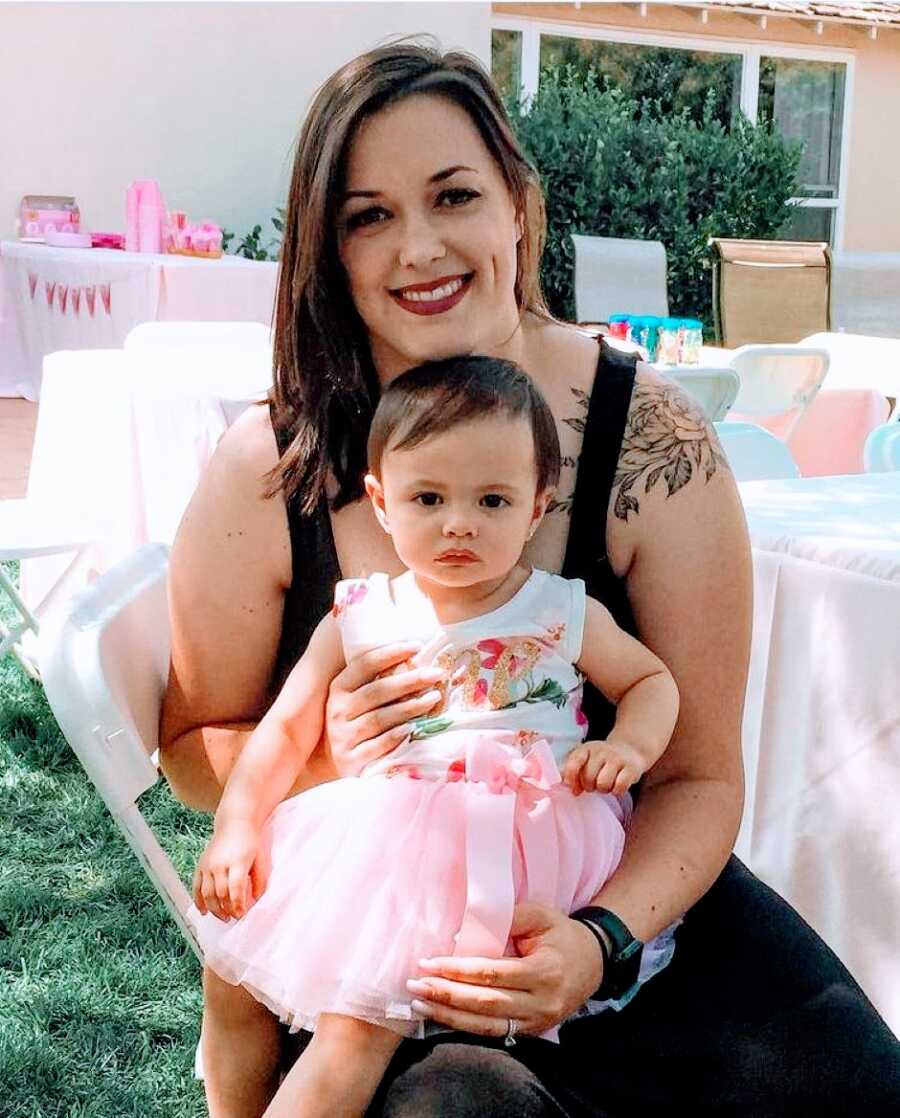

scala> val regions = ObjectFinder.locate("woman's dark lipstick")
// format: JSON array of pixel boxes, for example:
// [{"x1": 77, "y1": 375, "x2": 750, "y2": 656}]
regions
[{"x1": 391, "y1": 274, "x2": 472, "y2": 317}]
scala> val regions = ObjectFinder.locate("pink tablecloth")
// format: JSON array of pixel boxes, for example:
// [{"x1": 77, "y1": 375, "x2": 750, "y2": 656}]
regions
[{"x1": 0, "y1": 240, "x2": 278, "y2": 399}]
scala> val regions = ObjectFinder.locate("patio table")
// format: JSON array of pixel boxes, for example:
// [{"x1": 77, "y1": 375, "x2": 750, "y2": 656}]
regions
[
  {"x1": 736, "y1": 472, "x2": 900, "y2": 1037},
  {"x1": 21, "y1": 346, "x2": 271, "y2": 612},
  {"x1": 802, "y1": 332, "x2": 900, "y2": 417},
  {"x1": 0, "y1": 240, "x2": 278, "y2": 399}
]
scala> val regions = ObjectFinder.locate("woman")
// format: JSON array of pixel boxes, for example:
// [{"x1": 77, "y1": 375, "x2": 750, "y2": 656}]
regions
[{"x1": 159, "y1": 38, "x2": 900, "y2": 1118}]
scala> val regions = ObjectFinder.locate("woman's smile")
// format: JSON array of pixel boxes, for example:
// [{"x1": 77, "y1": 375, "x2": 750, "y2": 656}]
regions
[{"x1": 390, "y1": 273, "x2": 473, "y2": 316}]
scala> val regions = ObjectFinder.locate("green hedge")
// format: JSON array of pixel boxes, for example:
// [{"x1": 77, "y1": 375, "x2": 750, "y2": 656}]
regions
[{"x1": 507, "y1": 66, "x2": 804, "y2": 328}]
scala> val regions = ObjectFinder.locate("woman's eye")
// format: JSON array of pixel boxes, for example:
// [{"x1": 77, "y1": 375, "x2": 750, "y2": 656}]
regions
[
  {"x1": 345, "y1": 207, "x2": 388, "y2": 231},
  {"x1": 415, "y1": 493, "x2": 441, "y2": 507},
  {"x1": 438, "y1": 188, "x2": 479, "y2": 208},
  {"x1": 480, "y1": 494, "x2": 509, "y2": 509}
]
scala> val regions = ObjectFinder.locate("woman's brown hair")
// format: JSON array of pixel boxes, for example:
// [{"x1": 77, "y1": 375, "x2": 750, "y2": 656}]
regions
[{"x1": 269, "y1": 35, "x2": 550, "y2": 515}]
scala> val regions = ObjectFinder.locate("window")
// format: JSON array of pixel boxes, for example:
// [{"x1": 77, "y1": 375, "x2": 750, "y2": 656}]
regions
[
  {"x1": 492, "y1": 18, "x2": 851, "y2": 246},
  {"x1": 491, "y1": 28, "x2": 522, "y2": 101},
  {"x1": 758, "y1": 57, "x2": 846, "y2": 243},
  {"x1": 539, "y1": 35, "x2": 742, "y2": 129}
]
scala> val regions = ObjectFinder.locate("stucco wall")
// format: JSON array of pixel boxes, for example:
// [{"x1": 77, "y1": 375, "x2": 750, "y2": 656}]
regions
[
  {"x1": 0, "y1": 3, "x2": 491, "y2": 242},
  {"x1": 495, "y1": 2, "x2": 900, "y2": 251}
]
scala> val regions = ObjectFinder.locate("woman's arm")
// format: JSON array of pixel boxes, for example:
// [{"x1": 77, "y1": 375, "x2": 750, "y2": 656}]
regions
[
  {"x1": 585, "y1": 370, "x2": 752, "y2": 942},
  {"x1": 158, "y1": 404, "x2": 295, "y2": 811}
]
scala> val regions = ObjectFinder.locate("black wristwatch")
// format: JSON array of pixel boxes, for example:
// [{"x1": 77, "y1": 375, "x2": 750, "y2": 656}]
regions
[{"x1": 570, "y1": 906, "x2": 644, "y2": 1001}]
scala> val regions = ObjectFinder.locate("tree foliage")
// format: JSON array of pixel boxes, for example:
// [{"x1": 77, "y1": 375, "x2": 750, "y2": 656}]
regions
[{"x1": 507, "y1": 66, "x2": 804, "y2": 325}]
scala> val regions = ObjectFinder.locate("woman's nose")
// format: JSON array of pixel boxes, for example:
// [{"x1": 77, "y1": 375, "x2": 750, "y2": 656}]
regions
[{"x1": 397, "y1": 212, "x2": 446, "y2": 269}]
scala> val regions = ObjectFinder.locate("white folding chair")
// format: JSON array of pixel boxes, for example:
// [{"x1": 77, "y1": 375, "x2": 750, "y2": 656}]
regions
[
  {"x1": 728, "y1": 345, "x2": 830, "y2": 442},
  {"x1": 0, "y1": 499, "x2": 92, "y2": 680},
  {"x1": 124, "y1": 320, "x2": 273, "y2": 351},
  {"x1": 665, "y1": 368, "x2": 740, "y2": 422},
  {"x1": 571, "y1": 234, "x2": 668, "y2": 326},
  {"x1": 39, "y1": 543, "x2": 202, "y2": 960},
  {"x1": 714, "y1": 421, "x2": 801, "y2": 481},
  {"x1": 863, "y1": 423, "x2": 900, "y2": 472}
]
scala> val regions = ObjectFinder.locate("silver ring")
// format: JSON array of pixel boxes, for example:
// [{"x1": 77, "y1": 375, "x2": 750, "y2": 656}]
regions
[{"x1": 503, "y1": 1017, "x2": 519, "y2": 1047}]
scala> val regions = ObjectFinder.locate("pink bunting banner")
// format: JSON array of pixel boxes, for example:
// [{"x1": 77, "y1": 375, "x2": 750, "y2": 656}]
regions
[
  {"x1": 85, "y1": 285, "x2": 96, "y2": 317},
  {"x1": 45, "y1": 280, "x2": 56, "y2": 308},
  {"x1": 99, "y1": 284, "x2": 111, "y2": 315},
  {"x1": 57, "y1": 284, "x2": 69, "y2": 314},
  {"x1": 71, "y1": 287, "x2": 81, "y2": 316}
]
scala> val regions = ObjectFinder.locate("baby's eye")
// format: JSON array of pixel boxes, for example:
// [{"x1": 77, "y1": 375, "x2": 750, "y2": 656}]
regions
[
  {"x1": 438, "y1": 188, "x2": 479, "y2": 208},
  {"x1": 414, "y1": 493, "x2": 441, "y2": 507},
  {"x1": 480, "y1": 494, "x2": 509, "y2": 509},
  {"x1": 345, "y1": 207, "x2": 388, "y2": 231}
]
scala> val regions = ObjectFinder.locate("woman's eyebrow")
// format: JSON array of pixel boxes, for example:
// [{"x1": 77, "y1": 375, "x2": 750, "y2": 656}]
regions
[{"x1": 341, "y1": 165, "x2": 479, "y2": 203}]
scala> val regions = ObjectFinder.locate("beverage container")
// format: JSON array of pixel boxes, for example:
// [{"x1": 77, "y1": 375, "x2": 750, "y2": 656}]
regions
[
  {"x1": 657, "y1": 318, "x2": 681, "y2": 365},
  {"x1": 679, "y1": 319, "x2": 704, "y2": 365},
  {"x1": 607, "y1": 314, "x2": 630, "y2": 341},
  {"x1": 638, "y1": 315, "x2": 662, "y2": 362}
]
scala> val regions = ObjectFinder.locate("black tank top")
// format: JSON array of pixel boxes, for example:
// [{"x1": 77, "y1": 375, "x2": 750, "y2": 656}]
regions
[{"x1": 269, "y1": 339, "x2": 638, "y2": 740}]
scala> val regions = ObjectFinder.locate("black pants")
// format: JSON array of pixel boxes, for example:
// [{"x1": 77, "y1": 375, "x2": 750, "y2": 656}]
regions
[{"x1": 284, "y1": 858, "x2": 900, "y2": 1116}]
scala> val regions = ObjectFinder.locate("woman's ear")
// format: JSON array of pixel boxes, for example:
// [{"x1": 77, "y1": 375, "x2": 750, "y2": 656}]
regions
[{"x1": 364, "y1": 473, "x2": 391, "y2": 534}]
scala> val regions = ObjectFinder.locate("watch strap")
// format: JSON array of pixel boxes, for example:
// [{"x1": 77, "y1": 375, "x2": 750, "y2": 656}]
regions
[{"x1": 570, "y1": 905, "x2": 644, "y2": 1001}]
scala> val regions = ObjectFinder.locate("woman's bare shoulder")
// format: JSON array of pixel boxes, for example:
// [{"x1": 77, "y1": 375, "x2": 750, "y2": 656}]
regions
[{"x1": 612, "y1": 361, "x2": 735, "y2": 527}]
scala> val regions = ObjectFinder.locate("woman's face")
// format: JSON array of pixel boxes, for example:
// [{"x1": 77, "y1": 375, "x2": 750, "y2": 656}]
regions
[{"x1": 337, "y1": 94, "x2": 523, "y2": 383}]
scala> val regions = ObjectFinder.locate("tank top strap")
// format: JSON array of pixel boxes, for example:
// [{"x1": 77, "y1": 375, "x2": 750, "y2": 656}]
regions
[
  {"x1": 562, "y1": 338, "x2": 639, "y2": 738},
  {"x1": 269, "y1": 404, "x2": 341, "y2": 696}
]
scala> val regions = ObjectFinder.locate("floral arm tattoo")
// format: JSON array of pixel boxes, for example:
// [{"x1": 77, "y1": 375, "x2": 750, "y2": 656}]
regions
[
  {"x1": 613, "y1": 378, "x2": 729, "y2": 522},
  {"x1": 546, "y1": 386, "x2": 589, "y2": 516}
]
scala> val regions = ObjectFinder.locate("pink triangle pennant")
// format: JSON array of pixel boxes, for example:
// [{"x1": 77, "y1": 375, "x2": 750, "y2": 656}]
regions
[
  {"x1": 99, "y1": 283, "x2": 111, "y2": 315},
  {"x1": 71, "y1": 287, "x2": 82, "y2": 316},
  {"x1": 45, "y1": 280, "x2": 56, "y2": 308},
  {"x1": 28, "y1": 272, "x2": 38, "y2": 300},
  {"x1": 57, "y1": 284, "x2": 69, "y2": 314},
  {"x1": 85, "y1": 285, "x2": 96, "y2": 317}
]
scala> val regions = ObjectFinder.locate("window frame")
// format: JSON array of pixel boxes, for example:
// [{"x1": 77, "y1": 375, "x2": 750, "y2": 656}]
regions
[{"x1": 491, "y1": 14, "x2": 855, "y2": 249}]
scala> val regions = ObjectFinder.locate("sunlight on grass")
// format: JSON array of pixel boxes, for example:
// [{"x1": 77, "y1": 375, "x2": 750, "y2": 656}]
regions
[{"x1": 1, "y1": 564, "x2": 210, "y2": 1115}]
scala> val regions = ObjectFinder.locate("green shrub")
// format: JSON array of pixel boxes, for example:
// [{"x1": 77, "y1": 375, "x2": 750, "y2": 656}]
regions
[
  {"x1": 222, "y1": 207, "x2": 285, "y2": 261},
  {"x1": 507, "y1": 66, "x2": 804, "y2": 327}
]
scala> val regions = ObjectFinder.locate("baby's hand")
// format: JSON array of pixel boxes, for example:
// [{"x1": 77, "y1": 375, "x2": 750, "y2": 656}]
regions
[
  {"x1": 192, "y1": 820, "x2": 262, "y2": 922},
  {"x1": 563, "y1": 740, "x2": 647, "y2": 797}
]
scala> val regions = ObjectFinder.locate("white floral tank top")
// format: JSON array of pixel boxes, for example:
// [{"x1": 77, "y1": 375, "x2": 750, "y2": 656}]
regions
[{"x1": 332, "y1": 568, "x2": 589, "y2": 779}]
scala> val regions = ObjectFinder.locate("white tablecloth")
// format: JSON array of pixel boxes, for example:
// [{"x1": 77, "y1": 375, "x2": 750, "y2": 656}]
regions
[
  {"x1": 737, "y1": 473, "x2": 900, "y2": 1035},
  {"x1": 22, "y1": 347, "x2": 272, "y2": 608},
  {"x1": 0, "y1": 240, "x2": 278, "y2": 399},
  {"x1": 802, "y1": 332, "x2": 900, "y2": 413}
]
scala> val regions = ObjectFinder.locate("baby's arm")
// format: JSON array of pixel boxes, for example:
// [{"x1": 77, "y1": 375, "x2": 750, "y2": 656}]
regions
[
  {"x1": 563, "y1": 597, "x2": 679, "y2": 797},
  {"x1": 193, "y1": 612, "x2": 345, "y2": 918}
]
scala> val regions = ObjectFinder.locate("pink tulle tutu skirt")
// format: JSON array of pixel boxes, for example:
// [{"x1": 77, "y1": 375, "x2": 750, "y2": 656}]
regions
[{"x1": 188, "y1": 735, "x2": 630, "y2": 1038}]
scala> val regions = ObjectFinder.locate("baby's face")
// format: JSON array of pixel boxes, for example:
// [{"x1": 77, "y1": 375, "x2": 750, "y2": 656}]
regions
[{"x1": 369, "y1": 414, "x2": 548, "y2": 589}]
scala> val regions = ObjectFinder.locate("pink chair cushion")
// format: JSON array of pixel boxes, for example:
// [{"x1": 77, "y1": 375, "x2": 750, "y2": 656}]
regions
[{"x1": 728, "y1": 389, "x2": 889, "y2": 476}]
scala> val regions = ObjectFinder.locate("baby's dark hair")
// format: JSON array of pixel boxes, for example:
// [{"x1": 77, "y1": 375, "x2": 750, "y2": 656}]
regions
[{"x1": 367, "y1": 355, "x2": 561, "y2": 491}]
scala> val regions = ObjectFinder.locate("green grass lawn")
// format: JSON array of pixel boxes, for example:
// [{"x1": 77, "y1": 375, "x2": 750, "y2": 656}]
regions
[{"x1": 1, "y1": 563, "x2": 212, "y2": 1117}]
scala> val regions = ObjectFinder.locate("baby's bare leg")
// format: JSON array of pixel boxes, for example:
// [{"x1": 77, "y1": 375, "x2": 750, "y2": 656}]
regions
[
  {"x1": 263, "y1": 1013, "x2": 403, "y2": 1118},
  {"x1": 202, "y1": 965, "x2": 282, "y2": 1118}
]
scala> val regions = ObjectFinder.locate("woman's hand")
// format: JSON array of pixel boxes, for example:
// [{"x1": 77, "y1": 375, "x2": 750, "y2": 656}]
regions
[
  {"x1": 324, "y1": 642, "x2": 449, "y2": 777},
  {"x1": 405, "y1": 902, "x2": 604, "y2": 1039},
  {"x1": 192, "y1": 819, "x2": 266, "y2": 922}
]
